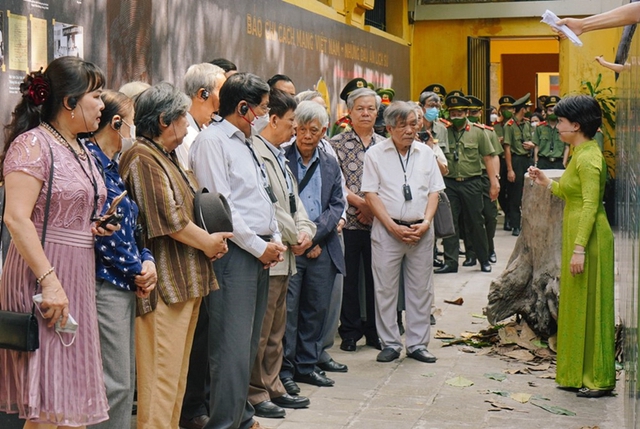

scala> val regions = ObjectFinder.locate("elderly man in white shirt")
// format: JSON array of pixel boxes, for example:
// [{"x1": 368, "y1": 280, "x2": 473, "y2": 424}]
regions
[{"x1": 361, "y1": 101, "x2": 445, "y2": 364}]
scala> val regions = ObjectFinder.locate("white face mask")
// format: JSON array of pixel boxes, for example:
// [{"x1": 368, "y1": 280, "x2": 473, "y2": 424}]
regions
[
  {"x1": 252, "y1": 114, "x2": 270, "y2": 133},
  {"x1": 119, "y1": 123, "x2": 136, "y2": 154},
  {"x1": 490, "y1": 113, "x2": 498, "y2": 123},
  {"x1": 531, "y1": 122, "x2": 538, "y2": 129}
]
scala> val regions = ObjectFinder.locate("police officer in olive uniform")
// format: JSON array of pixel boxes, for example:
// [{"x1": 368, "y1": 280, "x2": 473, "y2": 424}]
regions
[
  {"x1": 533, "y1": 95, "x2": 564, "y2": 170},
  {"x1": 434, "y1": 92, "x2": 499, "y2": 274},
  {"x1": 463, "y1": 95, "x2": 502, "y2": 265},
  {"x1": 330, "y1": 77, "x2": 367, "y2": 137},
  {"x1": 503, "y1": 93, "x2": 534, "y2": 237},
  {"x1": 494, "y1": 95, "x2": 516, "y2": 231}
]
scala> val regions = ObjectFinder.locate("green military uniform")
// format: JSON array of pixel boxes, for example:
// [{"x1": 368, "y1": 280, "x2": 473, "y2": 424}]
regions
[
  {"x1": 496, "y1": 95, "x2": 515, "y2": 231},
  {"x1": 436, "y1": 92, "x2": 496, "y2": 273},
  {"x1": 503, "y1": 94, "x2": 533, "y2": 233},
  {"x1": 533, "y1": 121, "x2": 564, "y2": 169}
]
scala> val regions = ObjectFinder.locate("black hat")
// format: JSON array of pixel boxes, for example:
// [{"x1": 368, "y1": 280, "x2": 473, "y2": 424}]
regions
[
  {"x1": 498, "y1": 95, "x2": 516, "y2": 106},
  {"x1": 445, "y1": 91, "x2": 470, "y2": 110},
  {"x1": 512, "y1": 93, "x2": 531, "y2": 109},
  {"x1": 421, "y1": 83, "x2": 447, "y2": 99},
  {"x1": 545, "y1": 95, "x2": 561, "y2": 108},
  {"x1": 466, "y1": 95, "x2": 483, "y2": 109},
  {"x1": 340, "y1": 78, "x2": 368, "y2": 102},
  {"x1": 194, "y1": 188, "x2": 233, "y2": 233}
]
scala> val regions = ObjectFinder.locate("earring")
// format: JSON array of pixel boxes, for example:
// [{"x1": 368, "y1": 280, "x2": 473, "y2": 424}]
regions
[{"x1": 71, "y1": 110, "x2": 75, "y2": 119}]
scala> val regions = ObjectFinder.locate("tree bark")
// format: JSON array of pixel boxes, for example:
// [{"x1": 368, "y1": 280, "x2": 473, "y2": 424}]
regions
[{"x1": 486, "y1": 170, "x2": 565, "y2": 338}]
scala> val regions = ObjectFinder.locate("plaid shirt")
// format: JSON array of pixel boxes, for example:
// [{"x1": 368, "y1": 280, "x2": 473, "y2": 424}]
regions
[{"x1": 330, "y1": 130, "x2": 384, "y2": 231}]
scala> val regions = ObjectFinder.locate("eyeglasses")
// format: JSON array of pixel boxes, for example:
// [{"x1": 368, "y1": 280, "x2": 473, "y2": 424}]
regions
[{"x1": 252, "y1": 104, "x2": 270, "y2": 115}]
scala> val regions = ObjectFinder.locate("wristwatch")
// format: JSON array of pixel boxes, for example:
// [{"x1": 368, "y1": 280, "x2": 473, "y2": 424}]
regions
[{"x1": 495, "y1": 174, "x2": 501, "y2": 180}]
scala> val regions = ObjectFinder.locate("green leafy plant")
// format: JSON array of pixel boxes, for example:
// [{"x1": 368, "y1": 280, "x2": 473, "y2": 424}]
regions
[{"x1": 580, "y1": 73, "x2": 616, "y2": 179}]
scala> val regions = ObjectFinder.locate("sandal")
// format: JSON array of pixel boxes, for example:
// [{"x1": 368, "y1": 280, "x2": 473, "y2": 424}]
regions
[{"x1": 576, "y1": 387, "x2": 613, "y2": 398}]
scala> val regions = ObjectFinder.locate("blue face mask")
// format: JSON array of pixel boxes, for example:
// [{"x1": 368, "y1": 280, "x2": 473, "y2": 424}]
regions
[{"x1": 424, "y1": 107, "x2": 439, "y2": 122}]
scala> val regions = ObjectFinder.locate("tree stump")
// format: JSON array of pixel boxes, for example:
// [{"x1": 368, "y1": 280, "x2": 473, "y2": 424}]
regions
[{"x1": 486, "y1": 170, "x2": 565, "y2": 338}]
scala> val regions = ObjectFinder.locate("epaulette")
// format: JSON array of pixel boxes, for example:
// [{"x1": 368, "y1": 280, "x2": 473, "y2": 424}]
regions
[
  {"x1": 506, "y1": 119, "x2": 515, "y2": 126},
  {"x1": 335, "y1": 116, "x2": 351, "y2": 126},
  {"x1": 538, "y1": 121, "x2": 547, "y2": 126},
  {"x1": 465, "y1": 124, "x2": 471, "y2": 132},
  {"x1": 439, "y1": 118, "x2": 451, "y2": 126},
  {"x1": 473, "y1": 123, "x2": 494, "y2": 131}
]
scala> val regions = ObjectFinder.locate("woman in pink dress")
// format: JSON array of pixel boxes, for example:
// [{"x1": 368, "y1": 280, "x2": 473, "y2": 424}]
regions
[{"x1": 0, "y1": 57, "x2": 114, "y2": 427}]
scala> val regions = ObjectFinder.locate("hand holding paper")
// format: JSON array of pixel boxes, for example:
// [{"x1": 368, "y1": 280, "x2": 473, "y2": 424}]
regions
[{"x1": 541, "y1": 10, "x2": 583, "y2": 47}]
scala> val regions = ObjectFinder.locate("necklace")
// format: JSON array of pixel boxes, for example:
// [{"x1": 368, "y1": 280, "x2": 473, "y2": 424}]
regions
[{"x1": 41, "y1": 121, "x2": 88, "y2": 160}]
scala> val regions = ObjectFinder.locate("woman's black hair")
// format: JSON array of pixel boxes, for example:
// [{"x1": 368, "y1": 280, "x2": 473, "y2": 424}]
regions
[
  {"x1": 95, "y1": 90, "x2": 134, "y2": 134},
  {"x1": 218, "y1": 73, "x2": 270, "y2": 118},
  {"x1": 553, "y1": 95, "x2": 602, "y2": 139},
  {"x1": 3, "y1": 56, "x2": 105, "y2": 174},
  {"x1": 530, "y1": 112, "x2": 544, "y2": 123},
  {"x1": 268, "y1": 88, "x2": 297, "y2": 119},
  {"x1": 209, "y1": 58, "x2": 237, "y2": 73}
]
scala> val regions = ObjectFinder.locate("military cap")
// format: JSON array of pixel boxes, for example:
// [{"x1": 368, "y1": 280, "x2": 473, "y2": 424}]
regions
[
  {"x1": 376, "y1": 88, "x2": 395, "y2": 105},
  {"x1": 512, "y1": 93, "x2": 531, "y2": 109},
  {"x1": 538, "y1": 95, "x2": 549, "y2": 104},
  {"x1": 466, "y1": 95, "x2": 484, "y2": 109},
  {"x1": 498, "y1": 95, "x2": 516, "y2": 106},
  {"x1": 340, "y1": 78, "x2": 368, "y2": 101},
  {"x1": 421, "y1": 83, "x2": 447, "y2": 99},
  {"x1": 545, "y1": 95, "x2": 561, "y2": 108},
  {"x1": 445, "y1": 91, "x2": 470, "y2": 110}
]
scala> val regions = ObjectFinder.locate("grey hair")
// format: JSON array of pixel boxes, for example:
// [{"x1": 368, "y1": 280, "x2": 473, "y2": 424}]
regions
[
  {"x1": 295, "y1": 100, "x2": 329, "y2": 128},
  {"x1": 419, "y1": 91, "x2": 440, "y2": 106},
  {"x1": 134, "y1": 82, "x2": 191, "y2": 138},
  {"x1": 346, "y1": 88, "x2": 379, "y2": 110},
  {"x1": 407, "y1": 101, "x2": 423, "y2": 120},
  {"x1": 183, "y1": 63, "x2": 225, "y2": 98},
  {"x1": 383, "y1": 101, "x2": 418, "y2": 128},
  {"x1": 295, "y1": 90, "x2": 323, "y2": 104}
]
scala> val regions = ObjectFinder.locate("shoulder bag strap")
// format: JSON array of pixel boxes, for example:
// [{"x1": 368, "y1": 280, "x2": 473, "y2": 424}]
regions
[{"x1": 297, "y1": 158, "x2": 320, "y2": 194}]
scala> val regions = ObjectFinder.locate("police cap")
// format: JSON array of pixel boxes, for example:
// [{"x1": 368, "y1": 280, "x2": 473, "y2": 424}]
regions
[{"x1": 340, "y1": 78, "x2": 368, "y2": 102}]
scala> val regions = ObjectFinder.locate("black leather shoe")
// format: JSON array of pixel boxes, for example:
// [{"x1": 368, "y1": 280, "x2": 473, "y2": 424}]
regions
[
  {"x1": 366, "y1": 337, "x2": 382, "y2": 350},
  {"x1": 376, "y1": 347, "x2": 400, "y2": 362},
  {"x1": 272, "y1": 393, "x2": 310, "y2": 409},
  {"x1": 512, "y1": 227, "x2": 521, "y2": 236},
  {"x1": 503, "y1": 220, "x2": 512, "y2": 231},
  {"x1": 462, "y1": 257, "x2": 477, "y2": 267},
  {"x1": 294, "y1": 371, "x2": 335, "y2": 387},
  {"x1": 179, "y1": 415, "x2": 209, "y2": 429},
  {"x1": 489, "y1": 252, "x2": 497, "y2": 263},
  {"x1": 340, "y1": 338, "x2": 357, "y2": 352},
  {"x1": 407, "y1": 349, "x2": 437, "y2": 363},
  {"x1": 280, "y1": 377, "x2": 300, "y2": 395},
  {"x1": 481, "y1": 262, "x2": 492, "y2": 273},
  {"x1": 434, "y1": 264, "x2": 458, "y2": 274},
  {"x1": 317, "y1": 358, "x2": 348, "y2": 373},
  {"x1": 253, "y1": 400, "x2": 286, "y2": 418},
  {"x1": 433, "y1": 258, "x2": 444, "y2": 268},
  {"x1": 430, "y1": 314, "x2": 436, "y2": 325}
]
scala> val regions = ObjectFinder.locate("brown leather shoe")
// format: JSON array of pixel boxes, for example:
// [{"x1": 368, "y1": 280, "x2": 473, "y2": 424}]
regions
[{"x1": 179, "y1": 414, "x2": 209, "y2": 429}]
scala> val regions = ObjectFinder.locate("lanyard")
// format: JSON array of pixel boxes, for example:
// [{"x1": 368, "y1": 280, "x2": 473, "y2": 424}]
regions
[{"x1": 396, "y1": 145, "x2": 411, "y2": 184}]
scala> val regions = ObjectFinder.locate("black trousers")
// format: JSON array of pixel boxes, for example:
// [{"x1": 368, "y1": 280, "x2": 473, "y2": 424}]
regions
[
  {"x1": 507, "y1": 154, "x2": 533, "y2": 229},
  {"x1": 442, "y1": 178, "x2": 489, "y2": 267},
  {"x1": 537, "y1": 157, "x2": 564, "y2": 170},
  {"x1": 338, "y1": 229, "x2": 378, "y2": 342},
  {"x1": 498, "y1": 157, "x2": 510, "y2": 219}
]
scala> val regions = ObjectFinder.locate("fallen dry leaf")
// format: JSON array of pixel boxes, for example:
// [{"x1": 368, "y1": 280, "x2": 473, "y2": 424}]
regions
[
  {"x1": 434, "y1": 330, "x2": 455, "y2": 339},
  {"x1": 460, "y1": 331, "x2": 478, "y2": 339},
  {"x1": 460, "y1": 346, "x2": 477, "y2": 353},
  {"x1": 504, "y1": 349, "x2": 535, "y2": 362},
  {"x1": 498, "y1": 326, "x2": 519, "y2": 345},
  {"x1": 445, "y1": 376, "x2": 474, "y2": 387},
  {"x1": 518, "y1": 322, "x2": 537, "y2": 342},
  {"x1": 485, "y1": 399, "x2": 514, "y2": 411},
  {"x1": 510, "y1": 392, "x2": 532, "y2": 404},
  {"x1": 444, "y1": 297, "x2": 464, "y2": 305},
  {"x1": 537, "y1": 373, "x2": 556, "y2": 379},
  {"x1": 504, "y1": 368, "x2": 531, "y2": 375},
  {"x1": 527, "y1": 363, "x2": 551, "y2": 371},
  {"x1": 484, "y1": 373, "x2": 507, "y2": 382}
]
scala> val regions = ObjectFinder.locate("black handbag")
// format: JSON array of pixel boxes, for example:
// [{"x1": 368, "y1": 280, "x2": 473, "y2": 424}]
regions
[
  {"x1": 434, "y1": 191, "x2": 456, "y2": 239},
  {"x1": 0, "y1": 142, "x2": 54, "y2": 351}
]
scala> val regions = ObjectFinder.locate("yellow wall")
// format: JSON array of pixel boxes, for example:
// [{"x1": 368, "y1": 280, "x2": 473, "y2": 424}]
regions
[{"x1": 411, "y1": 17, "x2": 620, "y2": 100}]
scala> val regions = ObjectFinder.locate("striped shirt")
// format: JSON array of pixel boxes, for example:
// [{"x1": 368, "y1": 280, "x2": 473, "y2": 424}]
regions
[{"x1": 119, "y1": 136, "x2": 217, "y2": 314}]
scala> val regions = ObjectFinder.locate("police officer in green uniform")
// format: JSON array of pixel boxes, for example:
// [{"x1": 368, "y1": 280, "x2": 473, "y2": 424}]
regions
[
  {"x1": 533, "y1": 95, "x2": 564, "y2": 170},
  {"x1": 495, "y1": 95, "x2": 516, "y2": 231},
  {"x1": 503, "y1": 93, "x2": 534, "y2": 236},
  {"x1": 463, "y1": 95, "x2": 502, "y2": 265},
  {"x1": 434, "y1": 91, "x2": 499, "y2": 274},
  {"x1": 330, "y1": 77, "x2": 367, "y2": 137}
]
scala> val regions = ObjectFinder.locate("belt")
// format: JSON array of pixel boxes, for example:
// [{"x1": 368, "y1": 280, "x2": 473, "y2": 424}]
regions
[
  {"x1": 258, "y1": 235, "x2": 273, "y2": 242},
  {"x1": 392, "y1": 219, "x2": 423, "y2": 227},
  {"x1": 445, "y1": 176, "x2": 481, "y2": 182},
  {"x1": 512, "y1": 153, "x2": 531, "y2": 158},
  {"x1": 539, "y1": 156, "x2": 558, "y2": 162}
]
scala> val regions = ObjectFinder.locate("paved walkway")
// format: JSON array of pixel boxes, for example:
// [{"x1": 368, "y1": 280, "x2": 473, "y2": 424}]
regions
[
  {"x1": 0, "y1": 221, "x2": 624, "y2": 429},
  {"x1": 254, "y1": 225, "x2": 624, "y2": 429}
]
